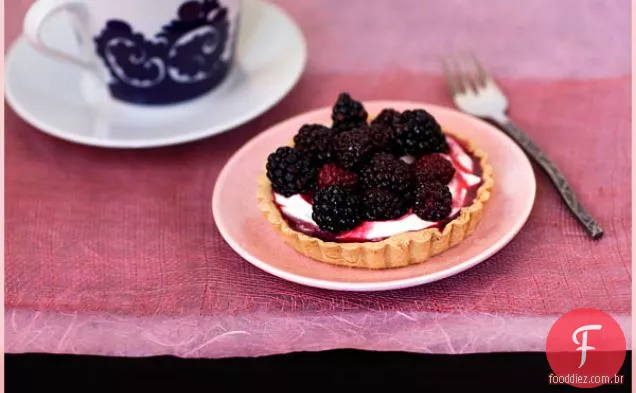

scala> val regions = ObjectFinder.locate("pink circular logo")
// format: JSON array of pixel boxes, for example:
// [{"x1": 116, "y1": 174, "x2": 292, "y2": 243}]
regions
[{"x1": 546, "y1": 308, "x2": 626, "y2": 388}]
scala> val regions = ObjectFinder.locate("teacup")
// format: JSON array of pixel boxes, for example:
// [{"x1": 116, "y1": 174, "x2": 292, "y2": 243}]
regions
[{"x1": 24, "y1": 0, "x2": 242, "y2": 106}]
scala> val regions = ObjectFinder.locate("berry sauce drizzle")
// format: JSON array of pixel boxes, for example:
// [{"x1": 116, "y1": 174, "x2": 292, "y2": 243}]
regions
[{"x1": 274, "y1": 135, "x2": 484, "y2": 243}]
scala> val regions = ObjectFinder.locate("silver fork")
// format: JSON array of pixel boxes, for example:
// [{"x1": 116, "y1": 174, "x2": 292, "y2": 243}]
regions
[{"x1": 442, "y1": 54, "x2": 604, "y2": 240}]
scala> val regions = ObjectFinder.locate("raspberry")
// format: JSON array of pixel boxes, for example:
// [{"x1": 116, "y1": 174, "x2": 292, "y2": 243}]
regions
[
  {"x1": 362, "y1": 188, "x2": 408, "y2": 221},
  {"x1": 412, "y1": 154, "x2": 456, "y2": 185},
  {"x1": 293, "y1": 124, "x2": 334, "y2": 164},
  {"x1": 331, "y1": 92, "x2": 368, "y2": 131},
  {"x1": 413, "y1": 181, "x2": 452, "y2": 221},
  {"x1": 332, "y1": 127, "x2": 376, "y2": 170},
  {"x1": 318, "y1": 163, "x2": 358, "y2": 189},
  {"x1": 359, "y1": 152, "x2": 413, "y2": 194},
  {"x1": 266, "y1": 146, "x2": 317, "y2": 197},
  {"x1": 394, "y1": 109, "x2": 449, "y2": 156},
  {"x1": 312, "y1": 185, "x2": 362, "y2": 233}
]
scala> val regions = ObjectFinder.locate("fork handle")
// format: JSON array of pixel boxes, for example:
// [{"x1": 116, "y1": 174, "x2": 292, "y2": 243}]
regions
[{"x1": 493, "y1": 116, "x2": 604, "y2": 240}]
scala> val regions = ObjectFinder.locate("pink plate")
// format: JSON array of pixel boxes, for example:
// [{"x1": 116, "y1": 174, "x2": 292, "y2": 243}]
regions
[{"x1": 212, "y1": 101, "x2": 536, "y2": 291}]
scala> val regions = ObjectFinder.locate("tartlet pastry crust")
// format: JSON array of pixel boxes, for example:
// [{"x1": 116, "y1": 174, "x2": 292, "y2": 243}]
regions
[{"x1": 257, "y1": 130, "x2": 494, "y2": 269}]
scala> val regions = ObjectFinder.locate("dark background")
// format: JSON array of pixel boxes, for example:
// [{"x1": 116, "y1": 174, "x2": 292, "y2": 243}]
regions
[{"x1": 6, "y1": 350, "x2": 632, "y2": 392}]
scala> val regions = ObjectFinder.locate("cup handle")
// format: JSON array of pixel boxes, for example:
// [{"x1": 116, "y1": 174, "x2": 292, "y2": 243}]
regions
[{"x1": 23, "y1": 0, "x2": 94, "y2": 69}]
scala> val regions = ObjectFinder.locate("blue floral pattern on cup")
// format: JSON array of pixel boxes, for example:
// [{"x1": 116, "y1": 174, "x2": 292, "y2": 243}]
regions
[{"x1": 94, "y1": 0, "x2": 233, "y2": 105}]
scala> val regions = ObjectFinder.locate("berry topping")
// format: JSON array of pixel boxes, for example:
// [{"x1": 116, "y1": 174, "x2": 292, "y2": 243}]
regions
[
  {"x1": 413, "y1": 181, "x2": 452, "y2": 221},
  {"x1": 371, "y1": 108, "x2": 402, "y2": 130},
  {"x1": 412, "y1": 154, "x2": 456, "y2": 185},
  {"x1": 365, "y1": 123, "x2": 401, "y2": 155},
  {"x1": 332, "y1": 127, "x2": 376, "y2": 170},
  {"x1": 359, "y1": 152, "x2": 413, "y2": 194},
  {"x1": 362, "y1": 188, "x2": 408, "y2": 221},
  {"x1": 369, "y1": 109, "x2": 404, "y2": 154},
  {"x1": 395, "y1": 109, "x2": 449, "y2": 156},
  {"x1": 318, "y1": 163, "x2": 358, "y2": 189},
  {"x1": 331, "y1": 93, "x2": 368, "y2": 131},
  {"x1": 293, "y1": 124, "x2": 335, "y2": 164},
  {"x1": 312, "y1": 185, "x2": 362, "y2": 234},
  {"x1": 367, "y1": 123, "x2": 391, "y2": 148},
  {"x1": 266, "y1": 146, "x2": 317, "y2": 197}
]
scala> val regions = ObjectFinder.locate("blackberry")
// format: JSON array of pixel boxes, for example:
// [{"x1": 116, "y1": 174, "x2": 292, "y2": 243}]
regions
[
  {"x1": 364, "y1": 123, "x2": 391, "y2": 152},
  {"x1": 332, "y1": 127, "x2": 376, "y2": 170},
  {"x1": 371, "y1": 108, "x2": 401, "y2": 130},
  {"x1": 370, "y1": 109, "x2": 404, "y2": 154},
  {"x1": 362, "y1": 188, "x2": 408, "y2": 221},
  {"x1": 266, "y1": 146, "x2": 317, "y2": 197},
  {"x1": 413, "y1": 181, "x2": 452, "y2": 221},
  {"x1": 359, "y1": 152, "x2": 413, "y2": 194},
  {"x1": 403, "y1": 188, "x2": 416, "y2": 207},
  {"x1": 412, "y1": 154, "x2": 456, "y2": 185},
  {"x1": 293, "y1": 124, "x2": 335, "y2": 164},
  {"x1": 394, "y1": 109, "x2": 449, "y2": 156},
  {"x1": 312, "y1": 185, "x2": 362, "y2": 234},
  {"x1": 331, "y1": 92, "x2": 368, "y2": 131},
  {"x1": 318, "y1": 163, "x2": 358, "y2": 189}
]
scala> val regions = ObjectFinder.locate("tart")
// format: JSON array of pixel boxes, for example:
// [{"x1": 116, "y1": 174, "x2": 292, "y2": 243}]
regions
[{"x1": 257, "y1": 93, "x2": 494, "y2": 269}]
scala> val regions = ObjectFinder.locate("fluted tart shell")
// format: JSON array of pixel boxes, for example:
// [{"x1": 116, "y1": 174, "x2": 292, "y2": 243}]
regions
[{"x1": 256, "y1": 130, "x2": 494, "y2": 270}]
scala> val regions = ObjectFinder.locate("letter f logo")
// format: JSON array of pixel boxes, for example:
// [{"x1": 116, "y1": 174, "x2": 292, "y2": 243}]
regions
[{"x1": 572, "y1": 324, "x2": 602, "y2": 368}]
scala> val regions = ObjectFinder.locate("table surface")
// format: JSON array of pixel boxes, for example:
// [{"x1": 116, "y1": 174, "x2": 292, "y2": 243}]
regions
[{"x1": 5, "y1": 0, "x2": 631, "y2": 358}]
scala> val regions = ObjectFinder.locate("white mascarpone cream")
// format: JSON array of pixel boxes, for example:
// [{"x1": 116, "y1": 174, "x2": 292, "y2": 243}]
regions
[{"x1": 274, "y1": 136, "x2": 482, "y2": 242}]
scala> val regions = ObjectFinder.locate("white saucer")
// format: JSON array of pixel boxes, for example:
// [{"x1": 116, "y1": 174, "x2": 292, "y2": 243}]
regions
[{"x1": 5, "y1": 0, "x2": 307, "y2": 148}]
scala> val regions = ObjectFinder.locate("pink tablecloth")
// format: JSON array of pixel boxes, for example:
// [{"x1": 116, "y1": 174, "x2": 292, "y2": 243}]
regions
[{"x1": 5, "y1": 0, "x2": 631, "y2": 357}]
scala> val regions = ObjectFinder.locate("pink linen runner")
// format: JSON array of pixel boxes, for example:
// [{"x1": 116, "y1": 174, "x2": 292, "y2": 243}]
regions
[{"x1": 5, "y1": 0, "x2": 631, "y2": 357}]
